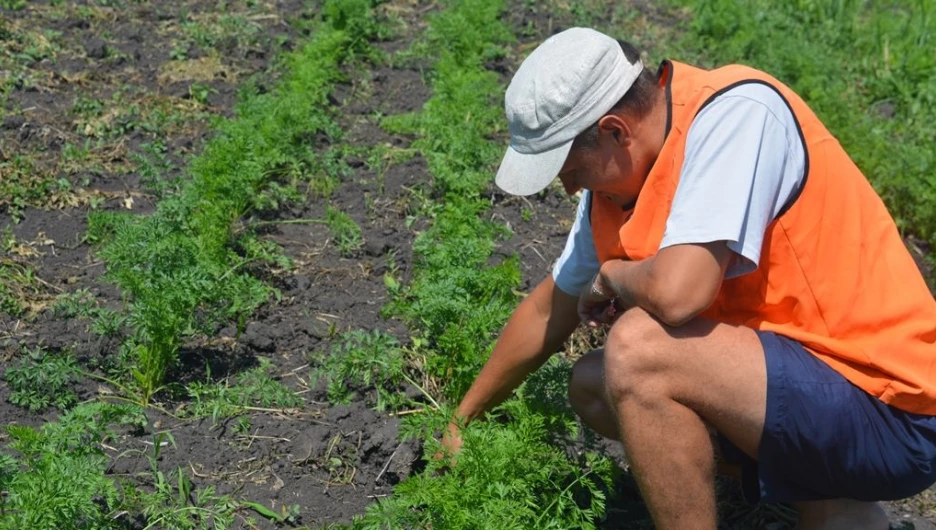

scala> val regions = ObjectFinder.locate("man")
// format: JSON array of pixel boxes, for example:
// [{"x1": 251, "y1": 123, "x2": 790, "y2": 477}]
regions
[{"x1": 441, "y1": 27, "x2": 936, "y2": 530}]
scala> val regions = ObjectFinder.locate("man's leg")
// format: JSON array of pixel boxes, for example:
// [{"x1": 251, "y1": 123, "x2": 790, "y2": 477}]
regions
[{"x1": 567, "y1": 307, "x2": 886, "y2": 530}]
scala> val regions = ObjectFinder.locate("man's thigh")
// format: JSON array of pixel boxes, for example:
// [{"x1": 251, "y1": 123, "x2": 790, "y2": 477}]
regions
[
  {"x1": 602, "y1": 308, "x2": 767, "y2": 458},
  {"x1": 599, "y1": 309, "x2": 936, "y2": 503}
]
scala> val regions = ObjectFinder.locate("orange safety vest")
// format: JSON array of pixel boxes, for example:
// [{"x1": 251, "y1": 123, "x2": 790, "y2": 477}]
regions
[{"x1": 591, "y1": 60, "x2": 936, "y2": 415}]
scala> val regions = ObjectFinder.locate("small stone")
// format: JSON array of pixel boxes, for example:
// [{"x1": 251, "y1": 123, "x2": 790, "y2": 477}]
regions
[
  {"x1": 304, "y1": 319, "x2": 330, "y2": 339},
  {"x1": 364, "y1": 238, "x2": 389, "y2": 257},
  {"x1": 329, "y1": 405, "x2": 353, "y2": 422},
  {"x1": 874, "y1": 101, "x2": 896, "y2": 120},
  {"x1": 244, "y1": 322, "x2": 275, "y2": 352},
  {"x1": 85, "y1": 38, "x2": 108, "y2": 59},
  {"x1": 403, "y1": 383, "x2": 423, "y2": 401},
  {"x1": 287, "y1": 275, "x2": 311, "y2": 292},
  {"x1": 1, "y1": 115, "x2": 25, "y2": 130}
]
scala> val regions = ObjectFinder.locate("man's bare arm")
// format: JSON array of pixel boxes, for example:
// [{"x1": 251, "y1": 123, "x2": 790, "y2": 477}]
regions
[
  {"x1": 596, "y1": 242, "x2": 733, "y2": 327},
  {"x1": 452, "y1": 274, "x2": 581, "y2": 425}
]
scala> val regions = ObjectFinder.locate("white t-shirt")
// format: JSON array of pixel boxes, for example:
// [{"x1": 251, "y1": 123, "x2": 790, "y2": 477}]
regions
[{"x1": 552, "y1": 83, "x2": 807, "y2": 296}]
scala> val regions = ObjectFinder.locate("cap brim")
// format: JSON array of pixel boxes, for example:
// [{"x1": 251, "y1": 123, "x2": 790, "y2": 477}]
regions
[{"x1": 494, "y1": 140, "x2": 573, "y2": 196}]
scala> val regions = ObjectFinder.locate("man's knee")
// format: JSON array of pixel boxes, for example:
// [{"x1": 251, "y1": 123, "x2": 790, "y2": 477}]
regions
[
  {"x1": 603, "y1": 307, "x2": 672, "y2": 402},
  {"x1": 569, "y1": 350, "x2": 622, "y2": 440},
  {"x1": 568, "y1": 350, "x2": 603, "y2": 415}
]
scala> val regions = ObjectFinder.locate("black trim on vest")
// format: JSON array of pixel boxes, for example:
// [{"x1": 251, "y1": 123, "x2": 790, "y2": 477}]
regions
[
  {"x1": 695, "y1": 79, "x2": 810, "y2": 218},
  {"x1": 661, "y1": 60, "x2": 673, "y2": 139}
]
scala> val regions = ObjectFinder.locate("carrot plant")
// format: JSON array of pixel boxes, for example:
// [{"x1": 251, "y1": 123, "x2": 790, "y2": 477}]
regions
[
  {"x1": 90, "y1": 0, "x2": 383, "y2": 404},
  {"x1": 3, "y1": 348, "x2": 80, "y2": 413},
  {"x1": 0, "y1": 402, "x2": 250, "y2": 529},
  {"x1": 312, "y1": 330, "x2": 417, "y2": 412},
  {"x1": 0, "y1": 403, "x2": 147, "y2": 529}
]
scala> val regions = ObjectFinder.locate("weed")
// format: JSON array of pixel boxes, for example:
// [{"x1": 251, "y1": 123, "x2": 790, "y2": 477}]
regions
[
  {"x1": 184, "y1": 358, "x2": 302, "y2": 420},
  {"x1": 132, "y1": 140, "x2": 179, "y2": 197},
  {"x1": 0, "y1": 259, "x2": 49, "y2": 317},
  {"x1": 242, "y1": 501, "x2": 301, "y2": 526},
  {"x1": 52, "y1": 288, "x2": 97, "y2": 318},
  {"x1": 125, "y1": 432, "x2": 238, "y2": 530},
  {"x1": 232, "y1": 416, "x2": 252, "y2": 436},
  {"x1": 365, "y1": 143, "x2": 417, "y2": 194},
  {"x1": 90, "y1": 307, "x2": 127, "y2": 338},
  {"x1": 0, "y1": 0, "x2": 26, "y2": 10},
  {"x1": 307, "y1": 144, "x2": 354, "y2": 198},
  {"x1": 3, "y1": 347, "x2": 80, "y2": 412},
  {"x1": 188, "y1": 82, "x2": 215, "y2": 105},
  {"x1": 169, "y1": 43, "x2": 188, "y2": 61},
  {"x1": 180, "y1": 13, "x2": 264, "y2": 56},
  {"x1": 84, "y1": 210, "x2": 132, "y2": 245},
  {"x1": 325, "y1": 206, "x2": 363, "y2": 256},
  {"x1": 0, "y1": 155, "x2": 70, "y2": 221}
]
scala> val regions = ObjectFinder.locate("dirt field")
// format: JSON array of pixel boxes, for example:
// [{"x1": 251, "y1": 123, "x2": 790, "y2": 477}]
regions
[{"x1": 1, "y1": 1, "x2": 934, "y2": 529}]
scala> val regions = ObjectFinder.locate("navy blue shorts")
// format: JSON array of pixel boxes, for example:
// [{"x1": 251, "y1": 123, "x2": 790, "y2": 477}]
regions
[{"x1": 720, "y1": 331, "x2": 936, "y2": 503}]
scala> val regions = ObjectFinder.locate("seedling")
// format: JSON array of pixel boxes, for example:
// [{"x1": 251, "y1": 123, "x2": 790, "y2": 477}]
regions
[{"x1": 325, "y1": 206, "x2": 363, "y2": 256}]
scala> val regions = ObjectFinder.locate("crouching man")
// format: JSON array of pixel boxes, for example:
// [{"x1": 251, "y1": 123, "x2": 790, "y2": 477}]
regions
[{"x1": 443, "y1": 27, "x2": 936, "y2": 530}]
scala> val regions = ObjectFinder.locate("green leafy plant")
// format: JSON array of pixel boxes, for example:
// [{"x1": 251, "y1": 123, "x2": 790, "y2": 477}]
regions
[
  {"x1": 352, "y1": 401, "x2": 613, "y2": 530},
  {"x1": 241, "y1": 501, "x2": 301, "y2": 526},
  {"x1": 0, "y1": 0, "x2": 26, "y2": 9},
  {"x1": 92, "y1": 0, "x2": 383, "y2": 404},
  {"x1": 126, "y1": 432, "x2": 239, "y2": 530},
  {"x1": 185, "y1": 357, "x2": 302, "y2": 420},
  {"x1": 325, "y1": 206, "x2": 363, "y2": 256},
  {"x1": 132, "y1": 140, "x2": 178, "y2": 197},
  {"x1": 52, "y1": 288, "x2": 97, "y2": 318},
  {"x1": 348, "y1": 1, "x2": 615, "y2": 527},
  {"x1": 0, "y1": 155, "x2": 69, "y2": 222},
  {"x1": 0, "y1": 403, "x2": 146, "y2": 529},
  {"x1": 4, "y1": 348, "x2": 80, "y2": 412},
  {"x1": 312, "y1": 329, "x2": 419, "y2": 412}
]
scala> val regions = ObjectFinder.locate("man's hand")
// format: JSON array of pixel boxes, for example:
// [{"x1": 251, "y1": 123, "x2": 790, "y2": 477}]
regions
[
  {"x1": 441, "y1": 276, "x2": 581, "y2": 466},
  {"x1": 435, "y1": 422, "x2": 464, "y2": 467},
  {"x1": 578, "y1": 274, "x2": 620, "y2": 327},
  {"x1": 581, "y1": 243, "x2": 733, "y2": 328}
]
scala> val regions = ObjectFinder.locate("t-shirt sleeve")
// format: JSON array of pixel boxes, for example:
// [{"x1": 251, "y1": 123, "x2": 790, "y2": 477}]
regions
[
  {"x1": 660, "y1": 83, "x2": 806, "y2": 278},
  {"x1": 552, "y1": 191, "x2": 601, "y2": 296}
]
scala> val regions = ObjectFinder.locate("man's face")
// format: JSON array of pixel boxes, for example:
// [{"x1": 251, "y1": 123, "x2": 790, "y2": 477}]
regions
[{"x1": 557, "y1": 129, "x2": 648, "y2": 209}]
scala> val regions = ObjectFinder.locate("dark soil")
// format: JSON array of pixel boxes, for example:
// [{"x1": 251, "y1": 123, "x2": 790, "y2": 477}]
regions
[{"x1": 0, "y1": 1, "x2": 934, "y2": 529}]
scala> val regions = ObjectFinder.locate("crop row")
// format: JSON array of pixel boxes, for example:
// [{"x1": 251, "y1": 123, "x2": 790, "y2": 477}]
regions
[
  {"x1": 327, "y1": 1, "x2": 616, "y2": 528},
  {"x1": 0, "y1": 2, "x2": 384, "y2": 527}
]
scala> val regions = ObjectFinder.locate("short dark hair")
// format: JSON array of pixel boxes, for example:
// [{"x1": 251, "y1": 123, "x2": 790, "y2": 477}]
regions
[{"x1": 573, "y1": 40, "x2": 658, "y2": 148}]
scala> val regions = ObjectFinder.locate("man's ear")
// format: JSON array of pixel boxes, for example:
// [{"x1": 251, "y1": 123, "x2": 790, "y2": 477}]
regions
[{"x1": 597, "y1": 114, "x2": 630, "y2": 146}]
